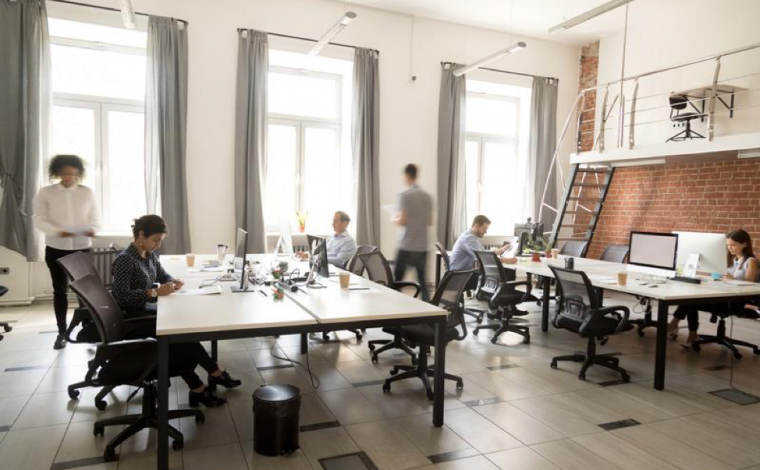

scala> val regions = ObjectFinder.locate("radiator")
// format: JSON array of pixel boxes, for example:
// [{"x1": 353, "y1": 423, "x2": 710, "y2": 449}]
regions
[{"x1": 88, "y1": 246, "x2": 123, "y2": 287}]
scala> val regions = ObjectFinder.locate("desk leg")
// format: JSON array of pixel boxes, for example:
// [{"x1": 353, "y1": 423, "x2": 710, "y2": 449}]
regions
[
  {"x1": 654, "y1": 301, "x2": 669, "y2": 390},
  {"x1": 435, "y1": 253, "x2": 442, "y2": 288},
  {"x1": 157, "y1": 337, "x2": 169, "y2": 470},
  {"x1": 208, "y1": 340, "x2": 219, "y2": 391},
  {"x1": 541, "y1": 276, "x2": 550, "y2": 332},
  {"x1": 300, "y1": 333, "x2": 308, "y2": 355},
  {"x1": 433, "y1": 317, "x2": 446, "y2": 427}
]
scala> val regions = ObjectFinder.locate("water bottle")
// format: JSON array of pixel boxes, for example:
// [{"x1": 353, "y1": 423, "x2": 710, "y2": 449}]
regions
[
  {"x1": 242, "y1": 262, "x2": 251, "y2": 290},
  {"x1": 565, "y1": 257, "x2": 575, "y2": 270}
]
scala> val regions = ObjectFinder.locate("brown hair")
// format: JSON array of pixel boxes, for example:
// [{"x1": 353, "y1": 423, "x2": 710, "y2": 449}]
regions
[
  {"x1": 335, "y1": 211, "x2": 351, "y2": 223},
  {"x1": 472, "y1": 215, "x2": 491, "y2": 226},
  {"x1": 132, "y1": 215, "x2": 168, "y2": 239},
  {"x1": 728, "y1": 229, "x2": 754, "y2": 259}
]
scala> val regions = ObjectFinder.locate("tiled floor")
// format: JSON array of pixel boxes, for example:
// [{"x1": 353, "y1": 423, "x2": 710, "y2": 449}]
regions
[{"x1": 2, "y1": 293, "x2": 760, "y2": 470}]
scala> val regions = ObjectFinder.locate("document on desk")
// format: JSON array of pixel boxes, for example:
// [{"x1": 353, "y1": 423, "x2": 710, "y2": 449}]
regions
[
  {"x1": 589, "y1": 275, "x2": 618, "y2": 285},
  {"x1": 174, "y1": 285, "x2": 223, "y2": 296},
  {"x1": 717, "y1": 280, "x2": 757, "y2": 287},
  {"x1": 188, "y1": 267, "x2": 225, "y2": 273}
]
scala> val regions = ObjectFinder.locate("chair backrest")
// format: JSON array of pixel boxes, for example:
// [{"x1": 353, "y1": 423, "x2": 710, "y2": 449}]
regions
[
  {"x1": 549, "y1": 265, "x2": 600, "y2": 311},
  {"x1": 69, "y1": 274, "x2": 127, "y2": 343},
  {"x1": 473, "y1": 250, "x2": 514, "y2": 296},
  {"x1": 57, "y1": 251, "x2": 101, "y2": 283},
  {"x1": 430, "y1": 269, "x2": 475, "y2": 340},
  {"x1": 435, "y1": 242, "x2": 451, "y2": 271},
  {"x1": 358, "y1": 251, "x2": 395, "y2": 287},
  {"x1": 600, "y1": 244, "x2": 629, "y2": 264},
  {"x1": 669, "y1": 94, "x2": 688, "y2": 112},
  {"x1": 560, "y1": 241, "x2": 588, "y2": 258},
  {"x1": 345, "y1": 244, "x2": 378, "y2": 274}
]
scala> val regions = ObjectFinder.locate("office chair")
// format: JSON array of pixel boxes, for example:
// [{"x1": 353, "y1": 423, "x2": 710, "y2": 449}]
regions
[
  {"x1": 69, "y1": 274, "x2": 204, "y2": 462},
  {"x1": 359, "y1": 251, "x2": 421, "y2": 363},
  {"x1": 435, "y1": 242, "x2": 485, "y2": 323},
  {"x1": 472, "y1": 250, "x2": 535, "y2": 344},
  {"x1": 58, "y1": 251, "x2": 154, "y2": 409},
  {"x1": 560, "y1": 241, "x2": 588, "y2": 258},
  {"x1": 690, "y1": 306, "x2": 760, "y2": 359},
  {"x1": 667, "y1": 94, "x2": 705, "y2": 142},
  {"x1": 0, "y1": 286, "x2": 12, "y2": 341},
  {"x1": 549, "y1": 265, "x2": 632, "y2": 382},
  {"x1": 600, "y1": 245, "x2": 629, "y2": 264},
  {"x1": 382, "y1": 269, "x2": 475, "y2": 399},
  {"x1": 598, "y1": 244, "x2": 655, "y2": 337}
]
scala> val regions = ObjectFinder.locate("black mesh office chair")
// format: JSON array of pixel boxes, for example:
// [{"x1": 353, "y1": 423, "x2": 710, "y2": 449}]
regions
[
  {"x1": 600, "y1": 245, "x2": 629, "y2": 264},
  {"x1": 549, "y1": 265, "x2": 632, "y2": 381},
  {"x1": 598, "y1": 244, "x2": 654, "y2": 337},
  {"x1": 382, "y1": 269, "x2": 475, "y2": 399},
  {"x1": 0, "y1": 286, "x2": 12, "y2": 340},
  {"x1": 69, "y1": 274, "x2": 204, "y2": 462},
  {"x1": 560, "y1": 241, "x2": 588, "y2": 258},
  {"x1": 345, "y1": 245, "x2": 378, "y2": 277},
  {"x1": 435, "y1": 242, "x2": 485, "y2": 323},
  {"x1": 667, "y1": 94, "x2": 705, "y2": 142},
  {"x1": 690, "y1": 306, "x2": 760, "y2": 359},
  {"x1": 360, "y1": 251, "x2": 421, "y2": 363},
  {"x1": 472, "y1": 250, "x2": 535, "y2": 344}
]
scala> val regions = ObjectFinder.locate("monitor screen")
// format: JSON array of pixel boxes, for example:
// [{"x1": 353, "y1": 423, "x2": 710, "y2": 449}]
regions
[
  {"x1": 673, "y1": 231, "x2": 728, "y2": 275},
  {"x1": 312, "y1": 238, "x2": 330, "y2": 279},
  {"x1": 628, "y1": 231, "x2": 678, "y2": 271},
  {"x1": 234, "y1": 228, "x2": 248, "y2": 289}
]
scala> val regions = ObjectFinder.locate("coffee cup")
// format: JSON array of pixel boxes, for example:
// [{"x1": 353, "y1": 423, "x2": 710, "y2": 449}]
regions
[
  {"x1": 551, "y1": 248, "x2": 560, "y2": 258},
  {"x1": 339, "y1": 272, "x2": 351, "y2": 289},
  {"x1": 617, "y1": 270, "x2": 628, "y2": 286},
  {"x1": 186, "y1": 253, "x2": 195, "y2": 267}
]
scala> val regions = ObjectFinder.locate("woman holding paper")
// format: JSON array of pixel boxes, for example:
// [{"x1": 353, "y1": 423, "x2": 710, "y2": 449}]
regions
[{"x1": 33, "y1": 155, "x2": 100, "y2": 350}]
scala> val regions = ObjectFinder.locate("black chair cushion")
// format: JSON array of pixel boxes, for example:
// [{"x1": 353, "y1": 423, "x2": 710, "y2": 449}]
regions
[
  {"x1": 672, "y1": 113, "x2": 703, "y2": 121},
  {"x1": 555, "y1": 313, "x2": 624, "y2": 337},
  {"x1": 97, "y1": 347, "x2": 156, "y2": 386},
  {"x1": 400, "y1": 324, "x2": 459, "y2": 345},
  {"x1": 491, "y1": 291, "x2": 536, "y2": 307}
]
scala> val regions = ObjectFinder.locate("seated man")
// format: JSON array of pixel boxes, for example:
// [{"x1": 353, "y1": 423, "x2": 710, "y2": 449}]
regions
[
  {"x1": 449, "y1": 215, "x2": 516, "y2": 289},
  {"x1": 298, "y1": 211, "x2": 357, "y2": 267}
]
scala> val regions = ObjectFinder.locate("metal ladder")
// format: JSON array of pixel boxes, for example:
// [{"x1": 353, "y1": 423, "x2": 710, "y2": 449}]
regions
[{"x1": 548, "y1": 164, "x2": 615, "y2": 256}]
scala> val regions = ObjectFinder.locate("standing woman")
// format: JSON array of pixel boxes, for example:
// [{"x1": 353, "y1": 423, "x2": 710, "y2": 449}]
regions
[{"x1": 33, "y1": 155, "x2": 100, "y2": 350}]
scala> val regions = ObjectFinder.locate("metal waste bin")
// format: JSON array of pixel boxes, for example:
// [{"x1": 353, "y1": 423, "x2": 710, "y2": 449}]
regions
[{"x1": 252, "y1": 384, "x2": 301, "y2": 456}]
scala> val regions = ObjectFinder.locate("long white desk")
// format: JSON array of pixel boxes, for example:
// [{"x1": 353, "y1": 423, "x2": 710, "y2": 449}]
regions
[{"x1": 154, "y1": 254, "x2": 448, "y2": 470}]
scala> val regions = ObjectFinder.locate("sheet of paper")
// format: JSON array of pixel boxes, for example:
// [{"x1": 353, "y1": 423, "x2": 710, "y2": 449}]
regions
[
  {"x1": 174, "y1": 285, "x2": 223, "y2": 296},
  {"x1": 188, "y1": 267, "x2": 225, "y2": 273},
  {"x1": 381, "y1": 204, "x2": 398, "y2": 220},
  {"x1": 66, "y1": 225, "x2": 96, "y2": 236}
]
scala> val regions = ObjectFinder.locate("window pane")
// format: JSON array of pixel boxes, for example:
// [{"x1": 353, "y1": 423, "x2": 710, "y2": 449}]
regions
[
  {"x1": 480, "y1": 141, "x2": 518, "y2": 234},
  {"x1": 269, "y1": 72, "x2": 337, "y2": 120},
  {"x1": 49, "y1": 18, "x2": 147, "y2": 48},
  {"x1": 265, "y1": 124, "x2": 298, "y2": 228},
  {"x1": 466, "y1": 96, "x2": 517, "y2": 137},
  {"x1": 51, "y1": 44, "x2": 146, "y2": 100},
  {"x1": 303, "y1": 127, "x2": 338, "y2": 233},
  {"x1": 51, "y1": 105, "x2": 97, "y2": 188},
  {"x1": 464, "y1": 140, "x2": 480, "y2": 224},
  {"x1": 106, "y1": 110, "x2": 146, "y2": 230}
]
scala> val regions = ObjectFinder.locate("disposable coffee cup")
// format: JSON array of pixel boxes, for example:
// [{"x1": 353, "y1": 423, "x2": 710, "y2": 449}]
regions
[
  {"x1": 186, "y1": 253, "x2": 195, "y2": 267},
  {"x1": 551, "y1": 248, "x2": 560, "y2": 258},
  {"x1": 339, "y1": 272, "x2": 351, "y2": 289},
  {"x1": 617, "y1": 271, "x2": 628, "y2": 286}
]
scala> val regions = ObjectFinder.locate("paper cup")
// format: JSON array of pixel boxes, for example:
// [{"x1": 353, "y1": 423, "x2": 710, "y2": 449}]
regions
[
  {"x1": 186, "y1": 253, "x2": 195, "y2": 267},
  {"x1": 617, "y1": 271, "x2": 628, "y2": 286},
  {"x1": 339, "y1": 272, "x2": 351, "y2": 289}
]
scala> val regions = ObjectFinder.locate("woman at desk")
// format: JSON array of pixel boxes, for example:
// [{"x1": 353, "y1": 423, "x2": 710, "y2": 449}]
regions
[
  {"x1": 112, "y1": 215, "x2": 241, "y2": 407},
  {"x1": 669, "y1": 229, "x2": 759, "y2": 344}
]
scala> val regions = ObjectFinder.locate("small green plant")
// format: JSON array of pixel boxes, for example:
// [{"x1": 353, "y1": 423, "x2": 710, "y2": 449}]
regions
[{"x1": 295, "y1": 211, "x2": 308, "y2": 232}]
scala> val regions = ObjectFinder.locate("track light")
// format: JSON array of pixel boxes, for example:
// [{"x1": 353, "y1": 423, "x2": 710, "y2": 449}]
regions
[
  {"x1": 308, "y1": 11, "x2": 357, "y2": 56},
  {"x1": 453, "y1": 42, "x2": 526, "y2": 77},
  {"x1": 548, "y1": 0, "x2": 634, "y2": 33},
  {"x1": 117, "y1": 0, "x2": 136, "y2": 29}
]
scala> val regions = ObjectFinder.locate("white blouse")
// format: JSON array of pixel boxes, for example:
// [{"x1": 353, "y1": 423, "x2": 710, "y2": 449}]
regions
[{"x1": 33, "y1": 183, "x2": 101, "y2": 251}]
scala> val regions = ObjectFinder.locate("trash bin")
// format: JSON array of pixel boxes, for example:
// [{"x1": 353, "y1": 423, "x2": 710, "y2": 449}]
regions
[{"x1": 252, "y1": 384, "x2": 301, "y2": 456}]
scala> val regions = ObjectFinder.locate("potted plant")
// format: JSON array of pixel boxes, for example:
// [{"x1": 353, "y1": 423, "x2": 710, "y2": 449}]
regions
[{"x1": 296, "y1": 211, "x2": 308, "y2": 233}]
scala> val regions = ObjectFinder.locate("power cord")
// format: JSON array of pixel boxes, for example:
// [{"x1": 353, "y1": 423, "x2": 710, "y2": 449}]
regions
[{"x1": 267, "y1": 338, "x2": 321, "y2": 390}]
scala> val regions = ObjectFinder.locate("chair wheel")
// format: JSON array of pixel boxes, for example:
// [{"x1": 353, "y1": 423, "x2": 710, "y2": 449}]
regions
[
  {"x1": 579, "y1": 373, "x2": 586, "y2": 381},
  {"x1": 411, "y1": 355, "x2": 418, "y2": 365},
  {"x1": 426, "y1": 390, "x2": 434, "y2": 401},
  {"x1": 691, "y1": 344, "x2": 701, "y2": 352},
  {"x1": 356, "y1": 333, "x2": 363, "y2": 341},
  {"x1": 195, "y1": 413, "x2": 205, "y2": 424},
  {"x1": 754, "y1": 348, "x2": 760, "y2": 356},
  {"x1": 637, "y1": 330, "x2": 645, "y2": 337},
  {"x1": 94, "y1": 425, "x2": 105, "y2": 437},
  {"x1": 523, "y1": 335, "x2": 530, "y2": 344},
  {"x1": 103, "y1": 448, "x2": 117, "y2": 462},
  {"x1": 3, "y1": 325, "x2": 11, "y2": 332},
  {"x1": 368, "y1": 344, "x2": 375, "y2": 352},
  {"x1": 390, "y1": 368, "x2": 398, "y2": 376},
  {"x1": 172, "y1": 439, "x2": 184, "y2": 451},
  {"x1": 95, "y1": 399, "x2": 107, "y2": 411},
  {"x1": 734, "y1": 352, "x2": 743, "y2": 360},
  {"x1": 622, "y1": 374, "x2": 631, "y2": 383},
  {"x1": 322, "y1": 332, "x2": 330, "y2": 341},
  {"x1": 490, "y1": 336, "x2": 499, "y2": 344},
  {"x1": 68, "y1": 387, "x2": 80, "y2": 400},
  {"x1": 456, "y1": 380, "x2": 464, "y2": 390},
  {"x1": 550, "y1": 360, "x2": 557, "y2": 369},
  {"x1": 473, "y1": 329, "x2": 479, "y2": 336},
  {"x1": 371, "y1": 355, "x2": 379, "y2": 364},
  {"x1": 382, "y1": 383, "x2": 391, "y2": 393}
]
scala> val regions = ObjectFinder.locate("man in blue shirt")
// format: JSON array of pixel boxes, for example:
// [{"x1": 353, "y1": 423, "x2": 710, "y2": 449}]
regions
[
  {"x1": 325, "y1": 211, "x2": 357, "y2": 267},
  {"x1": 449, "y1": 215, "x2": 517, "y2": 274}
]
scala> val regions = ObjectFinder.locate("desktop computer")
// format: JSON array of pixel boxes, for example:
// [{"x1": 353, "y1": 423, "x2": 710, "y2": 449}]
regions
[
  {"x1": 231, "y1": 228, "x2": 254, "y2": 292},
  {"x1": 306, "y1": 238, "x2": 330, "y2": 285},
  {"x1": 514, "y1": 219, "x2": 544, "y2": 254},
  {"x1": 673, "y1": 231, "x2": 728, "y2": 276},
  {"x1": 627, "y1": 231, "x2": 678, "y2": 278}
]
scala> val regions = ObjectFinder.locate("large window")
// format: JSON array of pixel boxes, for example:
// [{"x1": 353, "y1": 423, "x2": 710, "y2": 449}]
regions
[
  {"x1": 266, "y1": 50, "x2": 353, "y2": 234},
  {"x1": 465, "y1": 79, "x2": 531, "y2": 234},
  {"x1": 49, "y1": 18, "x2": 148, "y2": 232}
]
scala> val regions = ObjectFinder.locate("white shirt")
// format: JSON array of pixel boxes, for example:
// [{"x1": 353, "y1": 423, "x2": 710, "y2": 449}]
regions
[
  {"x1": 33, "y1": 183, "x2": 100, "y2": 250},
  {"x1": 326, "y1": 231, "x2": 357, "y2": 267}
]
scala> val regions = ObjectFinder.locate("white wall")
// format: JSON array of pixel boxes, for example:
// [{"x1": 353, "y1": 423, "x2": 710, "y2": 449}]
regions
[{"x1": 1, "y1": 0, "x2": 581, "y2": 302}]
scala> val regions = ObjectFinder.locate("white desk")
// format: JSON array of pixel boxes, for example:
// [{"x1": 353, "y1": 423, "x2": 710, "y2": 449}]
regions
[{"x1": 154, "y1": 254, "x2": 449, "y2": 470}]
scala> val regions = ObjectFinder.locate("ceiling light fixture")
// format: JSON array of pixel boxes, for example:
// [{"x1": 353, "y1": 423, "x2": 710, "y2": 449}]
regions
[
  {"x1": 117, "y1": 0, "x2": 136, "y2": 29},
  {"x1": 453, "y1": 42, "x2": 527, "y2": 77},
  {"x1": 308, "y1": 11, "x2": 357, "y2": 56},
  {"x1": 548, "y1": 0, "x2": 635, "y2": 34}
]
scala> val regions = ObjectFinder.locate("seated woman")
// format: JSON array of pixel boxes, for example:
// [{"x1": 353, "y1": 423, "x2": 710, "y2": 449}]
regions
[
  {"x1": 668, "y1": 229, "x2": 759, "y2": 344},
  {"x1": 112, "y1": 215, "x2": 241, "y2": 407}
]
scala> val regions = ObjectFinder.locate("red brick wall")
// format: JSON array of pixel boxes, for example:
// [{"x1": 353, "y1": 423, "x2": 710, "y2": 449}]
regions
[
  {"x1": 587, "y1": 160, "x2": 760, "y2": 259},
  {"x1": 578, "y1": 42, "x2": 599, "y2": 152}
]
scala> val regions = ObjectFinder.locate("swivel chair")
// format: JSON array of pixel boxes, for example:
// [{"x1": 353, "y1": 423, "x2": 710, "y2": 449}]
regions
[
  {"x1": 435, "y1": 242, "x2": 485, "y2": 323},
  {"x1": 667, "y1": 94, "x2": 705, "y2": 142},
  {"x1": 560, "y1": 241, "x2": 589, "y2": 258},
  {"x1": 690, "y1": 307, "x2": 760, "y2": 359}
]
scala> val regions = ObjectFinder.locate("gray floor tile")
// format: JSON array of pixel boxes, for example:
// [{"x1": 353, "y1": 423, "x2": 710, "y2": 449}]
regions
[
  {"x1": 0, "y1": 424, "x2": 67, "y2": 470},
  {"x1": 12, "y1": 391, "x2": 76, "y2": 430}
]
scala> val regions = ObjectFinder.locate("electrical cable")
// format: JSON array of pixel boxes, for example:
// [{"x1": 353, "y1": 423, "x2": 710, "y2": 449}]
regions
[{"x1": 268, "y1": 339, "x2": 321, "y2": 389}]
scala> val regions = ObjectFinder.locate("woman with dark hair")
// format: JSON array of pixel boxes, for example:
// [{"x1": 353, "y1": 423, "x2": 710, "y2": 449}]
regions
[
  {"x1": 110, "y1": 215, "x2": 241, "y2": 407},
  {"x1": 33, "y1": 155, "x2": 100, "y2": 350},
  {"x1": 668, "y1": 229, "x2": 759, "y2": 344}
]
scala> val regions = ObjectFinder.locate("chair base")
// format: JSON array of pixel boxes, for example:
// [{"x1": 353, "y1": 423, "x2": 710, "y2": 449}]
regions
[
  {"x1": 629, "y1": 299, "x2": 657, "y2": 337},
  {"x1": 550, "y1": 337, "x2": 629, "y2": 382},
  {"x1": 94, "y1": 383, "x2": 204, "y2": 461},
  {"x1": 381, "y1": 346, "x2": 462, "y2": 400},
  {"x1": 667, "y1": 122, "x2": 704, "y2": 142},
  {"x1": 690, "y1": 318, "x2": 760, "y2": 359},
  {"x1": 319, "y1": 330, "x2": 363, "y2": 342},
  {"x1": 68, "y1": 381, "x2": 114, "y2": 411},
  {"x1": 464, "y1": 307, "x2": 485, "y2": 324},
  {"x1": 368, "y1": 337, "x2": 417, "y2": 364},
  {"x1": 0, "y1": 322, "x2": 10, "y2": 341},
  {"x1": 473, "y1": 307, "x2": 530, "y2": 344}
]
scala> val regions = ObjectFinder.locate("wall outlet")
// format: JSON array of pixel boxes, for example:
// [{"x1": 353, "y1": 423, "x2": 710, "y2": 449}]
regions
[{"x1": 0, "y1": 267, "x2": 9, "y2": 275}]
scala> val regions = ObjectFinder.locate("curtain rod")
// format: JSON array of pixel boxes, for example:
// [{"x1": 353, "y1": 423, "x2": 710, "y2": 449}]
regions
[
  {"x1": 237, "y1": 28, "x2": 379, "y2": 55},
  {"x1": 49, "y1": 0, "x2": 189, "y2": 25},
  {"x1": 441, "y1": 61, "x2": 557, "y2": 82}
]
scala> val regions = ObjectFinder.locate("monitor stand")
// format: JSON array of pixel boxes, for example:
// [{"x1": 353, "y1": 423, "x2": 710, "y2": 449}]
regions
[{"x1": 230, "y1": 285, "x2": 257, "y2": 293}]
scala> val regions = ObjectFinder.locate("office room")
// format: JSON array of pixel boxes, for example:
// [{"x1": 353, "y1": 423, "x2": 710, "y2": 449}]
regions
[{"x1": 3, "y1": 0, "x2": 760, "y2": 468}]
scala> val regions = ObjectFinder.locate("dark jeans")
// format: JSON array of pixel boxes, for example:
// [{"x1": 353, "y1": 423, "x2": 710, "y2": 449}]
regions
[
  {"x1": 45, "y1": 246, "x2": 90, "y2": 335},
  {"x1": 673, "y1": 302, "x2": 739, "y2": 332},
  {"x1": 394, "y1": 250, "x2": 429, "y2": 301}
]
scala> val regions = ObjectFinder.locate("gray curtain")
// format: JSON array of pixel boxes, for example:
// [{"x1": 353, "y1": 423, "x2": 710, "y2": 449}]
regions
[
  {"x1": 436, "y1": 64, "x2": 467, "y2": 249},
  {"x1": 234, "y1": 30, "x2": 268, "y2": 253},
  {"x1": 352, "y1": 48, "x2": 380, "y2": 247},
  {"x1": 529, "y1": 77, "x2": 559, "y2": 233},
  {"x1": 145, "y1": 16, "x2": 190, "y2": 254},
  {"x1": 0, "y1": 0, "x2": 50, "y2": 262}
]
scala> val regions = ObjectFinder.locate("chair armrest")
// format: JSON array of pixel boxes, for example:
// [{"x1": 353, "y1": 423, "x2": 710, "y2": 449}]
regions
[
  {"x1": 393, "y1": 281, "x2": 422, "y2": 298},
  {"x1": 491, "y1": 280, "x2": 532, "y2": 307},
  {"x1": 593, "y1": 305, "x2": 631, "y2": 334},
  {"x1": 93, "y1": 339, "x2": 157, "y2": 384}
]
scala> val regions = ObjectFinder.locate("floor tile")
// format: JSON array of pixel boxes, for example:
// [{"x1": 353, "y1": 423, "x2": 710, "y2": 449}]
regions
[
  {"x1": 0, "y1": 424, "x2": 67, "y2": 470},
  {"x1": 474, "y1": 402, "x2": 563, "y2": 445},
  {"x1": 12, "y1": 391, "x2": 76, "y2": 430},
  {"x1": 0, "y1": 369, "x2": 46, "y2": 398},
  {"x1": 0, "y1": 394, "x2": 30, "y2": 427},
  {"x1": 436, "y1": 455, "x2": 500, "y2": 469},
  {"x1": 485, "y1": 446, "x2": 561, "y2": 470},
  {"x1": 55, "y1": 420, "x2": 123, "y2": 463},
  {"x1": 242, "y1": 442, "x2": 312, "y2": 470},
  {"x1": 532, "y1": 438, "x2": 622, "y2": 470},
  {"x1": 178, "y1": 405, "x2": 239, "y2": 450},
  {"x1": 317, "y1": 388, "x2": 385, "y2": 425},
  {"x1": 182, "y1": 442, "x2": 248, "y2": 470},
  {"x1": 345, "y1": 420, "x2": 432, "y2": 470},
  {"x1": 443, "y1": 407, "x2": 523, "y2": 453},
  {"x1": 299, "y1": 427, "x2": 361, "y2": 469},
  {"x1": 572, "y1": 431, "x2": 681, "y2": 470},
  {"x1": 393, "y1": 414, "x2": 473, "y2": 457},
  {"x1": 510, "y1": 394, "x2": 626, "y2": 437}
]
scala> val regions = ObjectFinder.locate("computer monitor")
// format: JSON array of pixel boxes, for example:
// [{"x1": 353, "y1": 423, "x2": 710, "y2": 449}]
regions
[
  {"x1": 514, "y1": 221, "x2": 544, "y2": 254},
  {"x1": 307, "y1": 238, "x2": 330, "y2": 284},
  {"x1": 628, "y1": 231, "x2": 678, "y2": 277},
  {"x1": 274, "y1": 218, "x2": 294, "y2": 258},
  {"x1": 306, "y1": 234, "x2": 324, "y2": 257},
  {"x1": 232, "y1": 228, "x2": 249, "y2": 291},
  {"x1": 673, "y1": 231, "x2": 728, "y2": 275}
]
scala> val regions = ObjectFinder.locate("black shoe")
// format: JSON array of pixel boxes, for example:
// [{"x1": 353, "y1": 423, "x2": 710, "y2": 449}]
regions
[
  {"x1": 512, "y1": 308, "x2": 529, "y2": 317},
  {"x1": 53, "y1": 334, "x2": 67, "y2": 350},
  {"x1": 208, "y1": 370, "x2": 242, "y2": 389},
  {"x1": 189, "y1": 388, "x2": 227, "y2": 408}
]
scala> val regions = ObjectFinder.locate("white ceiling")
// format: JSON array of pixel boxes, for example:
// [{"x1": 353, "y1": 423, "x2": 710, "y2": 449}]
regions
[{"x1": 344, "y1": 0, "x2": 644, "y2": 45}]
